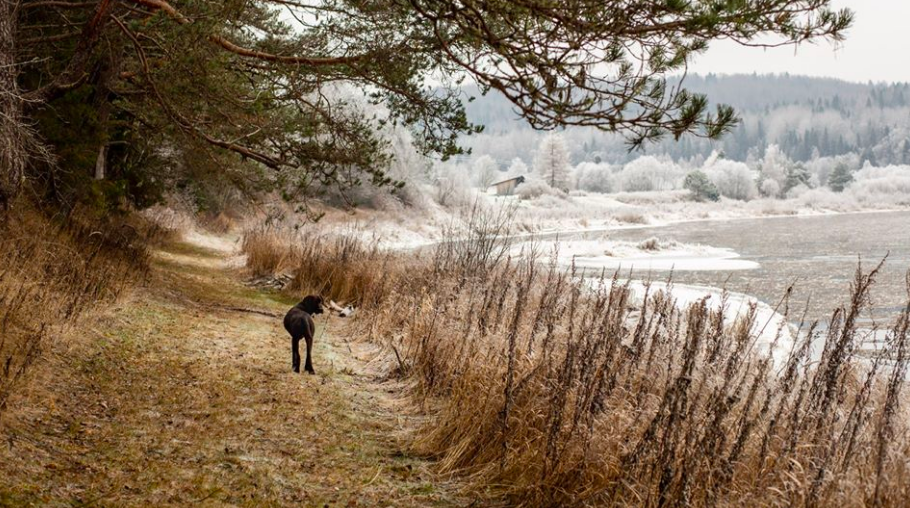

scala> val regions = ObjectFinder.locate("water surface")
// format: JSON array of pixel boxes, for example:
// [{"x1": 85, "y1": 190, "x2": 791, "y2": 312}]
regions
[{"x1": 549, "y1": 211, "x2": 910, "y2": 326}]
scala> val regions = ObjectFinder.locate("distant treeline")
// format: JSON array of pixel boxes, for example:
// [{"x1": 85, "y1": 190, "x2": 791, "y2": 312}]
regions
[{"x1": 461, "y1": 74, "x2": 910, "y2": 167}]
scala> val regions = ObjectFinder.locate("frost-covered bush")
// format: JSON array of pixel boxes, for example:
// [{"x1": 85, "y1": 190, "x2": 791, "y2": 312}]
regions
[
  {"x1": 704, "y1": 160, "x2": 757, "y2": 201},
  {"x1": 847, "y1": 165, "x2": 910, "y2": 205},
  {"x1": 795, "y1": 187, "x2": 859, "y2": 210},
  {"x1": 432, "y1": 163, "x2": 474, "y2": 207},
  {"x1": 533, "y1": 193, "x2": 571, "y2": 208},
  {"x1": 471, "y1": 154, "x2": 500, "y2": 189},
  {"x1": 619, "y1": 156, "x2": 684, "y2": 192},
  {"x1": 759, "y1": 178, "x2": 782, "y2": 198},
  {"x1": 637, "y1": 237, "x2": 680, "y2": 251},
  {"x1": 613, "y1": 210, "x2": 649, "y2": 224},
  {"x1": 515, "y1": 178, "x2": 567, "y2": 200},
  {"x1": 638, "y1": 237, "x2": 660, "y2": 251},
  {"x1": 574, "y1": 162, "x2": 615, "y2": 193},
  {"x1": 785, "y1": 183, "x2": 811, "y2": 199}
]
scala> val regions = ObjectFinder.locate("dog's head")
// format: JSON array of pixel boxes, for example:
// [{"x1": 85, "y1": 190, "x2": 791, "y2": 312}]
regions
[{"x1": 300, "y1": 295, "x2": 324, "y2": 315}]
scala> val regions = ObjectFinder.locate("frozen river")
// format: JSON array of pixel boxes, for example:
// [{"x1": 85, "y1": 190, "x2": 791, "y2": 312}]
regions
[{"x1": 541, "y1": 211, "x2": 910, "y2": 327}]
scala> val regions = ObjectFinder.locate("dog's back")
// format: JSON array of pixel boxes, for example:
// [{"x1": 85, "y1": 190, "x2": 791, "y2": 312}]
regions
[{"x1": 283, "y1": 305, "x2": 315, "y2": 339}]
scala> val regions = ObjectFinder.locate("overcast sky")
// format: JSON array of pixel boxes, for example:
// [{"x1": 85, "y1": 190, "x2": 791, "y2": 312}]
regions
[{"x1": 688, "y1": 0, "x2": 909, "y2": 84}]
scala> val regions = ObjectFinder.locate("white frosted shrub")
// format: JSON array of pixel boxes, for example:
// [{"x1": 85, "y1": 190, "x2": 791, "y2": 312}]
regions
[
  {"x1": 795, "y1": 188, "x2": 859, "y2": 211},
  {"x1": 847, "y1": 165, "x2": 910, "y2": 206},
  {"x1": 515, "y1": 178, "x2": 567, "y2": 200},
  {"x1": 760, "y1": 178, "x2": 781, "y2": 198},
  {"x1": 705, "y1": 160, "x2": 758, "y2": 201},
  {"x1": 785, "y1": 183, "x2": 810, "y2": 199},
  {"x1": 618, "y1": 156, "x2": 683, "y2": 192},
  {"x1": 574, "y1": 162, "x2": 615, "y2": 193}
]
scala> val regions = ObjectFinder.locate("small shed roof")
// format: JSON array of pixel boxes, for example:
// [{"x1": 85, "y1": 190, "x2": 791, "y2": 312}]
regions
[{"x1": 490, "y1": 175, "x2": 526, "y2": 187}]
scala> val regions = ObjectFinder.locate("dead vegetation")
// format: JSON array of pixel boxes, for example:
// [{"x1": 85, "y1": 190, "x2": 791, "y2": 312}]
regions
[
  {"x1": 245, "y1": 204, "x2": 910, "y2": 507},
  {"x1": 242, "y1": 224, "x2": 400, "y2": 308},
  {"x1": 0, "y1": 219, "x2": 465, "y2": 506},
  {"x1": 0, "y1": 202, "x2": 164, "y2": 412}
]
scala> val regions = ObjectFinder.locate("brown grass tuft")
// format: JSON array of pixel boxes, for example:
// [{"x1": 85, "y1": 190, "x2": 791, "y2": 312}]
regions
[{"x1": 241, "y1": 223, "x2": 403, "y2": 307}]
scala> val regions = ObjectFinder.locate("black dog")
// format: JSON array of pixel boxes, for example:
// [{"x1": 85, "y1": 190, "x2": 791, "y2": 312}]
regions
[{"x1": 283, "y1": 295, "x2": 324, "y2": 374}]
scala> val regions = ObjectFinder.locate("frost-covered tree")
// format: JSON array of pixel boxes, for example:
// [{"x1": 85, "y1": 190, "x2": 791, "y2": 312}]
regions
[
  {"x1": 534, "y1": 133, "x2": 571, "y2": 191},
  {"x1": 783, "y1": 163, "x2": 812, "y2": 194},
  {"x1": 431, "y1": 161, "x2": 471, "y2": 207},
  {"x1": 758, "y1": 145, "x2": 793, "y2": 197},
  {"x1": 705, "y1": 159, "x2": 757, "y2": 201},
  {"x1": 872, "y1": 128, "x2": 910, "y2": 166},
  {"x1": 471, "y1": 155, "x2": 499, "y2": 188},
  {"x1": 805, "y1": 152, "x2": 860, "y2": 188},
  {"x1": 828, "y1": 163, "x2": 854, "y2": 192},
  {"x1": 619, "y1": 156, "x2": 684, "y2": 192},
  {"x1": 684, "y1": 170, "x2": 720, "y2": 202},
  {"x1": 574, "y1": 162, "x2": 615, "y2": 193},
  {"x1": 507, "y1": 157, "x2": 529, "y2": 178}
]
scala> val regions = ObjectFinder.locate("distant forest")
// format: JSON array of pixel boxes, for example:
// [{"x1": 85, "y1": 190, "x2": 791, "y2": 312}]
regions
[{"x1": 461, "y1": 74, "x2": 910, "y2": 167}]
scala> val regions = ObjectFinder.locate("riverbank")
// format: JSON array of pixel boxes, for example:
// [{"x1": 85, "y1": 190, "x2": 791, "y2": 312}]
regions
[
  {"x1": 303, "y1": 190, "x2": 910, "y2": 253},
  {"x1": 238, "y1": 208, "x2": 910, "y2": 507}
]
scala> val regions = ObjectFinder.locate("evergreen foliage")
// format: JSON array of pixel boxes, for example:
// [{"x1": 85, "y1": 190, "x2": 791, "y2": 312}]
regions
[
  {"x1": 828, "y1": 162, "x2": 854, "y2": 192},
  {"x1": 1, "y1": 0, "x2": 854, "y2": 211},
  {"x1": 684, "y1": 170, "x2": 720, "y2": 202},
  {"x1": 784, "y1": 163, "x2": 813, "y2": 194}
]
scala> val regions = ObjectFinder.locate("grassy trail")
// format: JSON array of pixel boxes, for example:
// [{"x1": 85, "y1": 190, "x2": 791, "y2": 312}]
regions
[{"x1": 0, "y1": 234, "x2": 462, "y2": 507}]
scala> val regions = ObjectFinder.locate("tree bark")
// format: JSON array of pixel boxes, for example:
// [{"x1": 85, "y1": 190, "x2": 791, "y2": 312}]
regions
[
  {"x1": 0, "y1": 0, "x2": 26, "y2": 208},
  {"x1": 94, "y1": 143, "x2": 107, "y2": 180},
  {"x1": 92, "y1": 47, "x2": 118, "y2": 182}
]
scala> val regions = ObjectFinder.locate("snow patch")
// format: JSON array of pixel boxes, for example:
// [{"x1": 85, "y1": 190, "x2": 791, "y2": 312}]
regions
[
  {"x1": 590, "y1": 279, "x2": 794, "y2": 366},
  {"x1": 511, "y1": 237, "x2": 759, "y2": 272}
]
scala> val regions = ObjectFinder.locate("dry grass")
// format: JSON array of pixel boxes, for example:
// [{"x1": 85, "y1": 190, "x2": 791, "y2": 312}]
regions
[
  {"x1": 245, "y1": 204, "x2": 910, "y2": 507},
  {"x1": 241, "y1": 223, "x2": 401, "y2": 308},
  {"x1": 0, "y1": 202, "x2": 164, "y2": 412},
  {"x1": 0, "y1": 230, "x2": 467, "y2": 506}
]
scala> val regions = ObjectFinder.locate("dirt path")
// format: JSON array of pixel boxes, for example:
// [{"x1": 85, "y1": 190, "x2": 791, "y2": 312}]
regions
[{"x1": 0, "y1": 234, "x2": 465, "y2": 507}]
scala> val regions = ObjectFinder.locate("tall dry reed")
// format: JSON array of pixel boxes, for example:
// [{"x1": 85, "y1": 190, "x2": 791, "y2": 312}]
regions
[
  {"x1": 241, "y1": 223, "x2": 403, "y2": 308},
  {"x1": 245, "y1": 205, "x2": 910, "y2": 507}
]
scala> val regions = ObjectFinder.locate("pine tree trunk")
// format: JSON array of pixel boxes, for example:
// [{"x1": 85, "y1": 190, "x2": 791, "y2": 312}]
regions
[
  {"x1": 92, "y1": 40, "x2": 120, "y2": 182},
  {"x1": 94, "y1": 144, "x2": 108, "y2": 180},
  {"x1": 0, "y1": 0, "x2": 26, "y2": 209}
]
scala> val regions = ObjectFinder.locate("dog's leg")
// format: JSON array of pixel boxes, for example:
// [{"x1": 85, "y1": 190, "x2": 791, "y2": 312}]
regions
[
  {"x1": 304, "y1": 330, "x2": 315, "y2": 374},
  {"x1": 291, "y1": 336, "x2": 301, "y2": 373}
]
